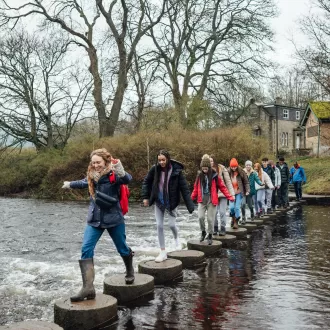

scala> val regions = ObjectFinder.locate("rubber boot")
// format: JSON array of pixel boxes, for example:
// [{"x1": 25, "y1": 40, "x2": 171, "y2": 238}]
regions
[
  {"x1": 122, "y1": 249, "x2": 135, "y2": 285},
  {"x1": 70, "y1": 258, "x2": 96, "y2": 302}
]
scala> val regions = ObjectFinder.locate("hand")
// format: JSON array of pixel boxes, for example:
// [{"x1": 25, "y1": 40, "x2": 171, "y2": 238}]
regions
[
  {"x1": 230, "y1": 197, "x2": 235, "y2": 202},
  {"x1": 271, "y1": 187, "x2": 275, "y2": 190},
  {"x1": 246, "y1": 192, "x2": 249, "y2": 196},
  {"x1": 111, "y1": 157, "x2": 118, "y2": 164},
  {"x1": 143, "y1": 199, "x2": 149, "y2": 207},
  {"x1": 277, "y1": 186, "x2": 280, "y2": 189},
  {"x1": 62, "y1": 181, "x2": 71, "y2": 189}
]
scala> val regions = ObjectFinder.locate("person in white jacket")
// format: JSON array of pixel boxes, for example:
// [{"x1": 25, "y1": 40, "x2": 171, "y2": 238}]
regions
[
  {"x1": 269, "y1": 160, "x2": 281, "y2": 212},
  {"x1": 254, "y1": 162, "x2": 274, "y2": 217}
]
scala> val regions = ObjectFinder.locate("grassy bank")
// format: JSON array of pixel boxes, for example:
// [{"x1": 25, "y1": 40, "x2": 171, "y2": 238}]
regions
[
  {"x1": 286, "y1": 156, "x2": 330, "y2": 195},
  {"x1": 0, "y1": 126, "x2": 269, "y2": 200}
]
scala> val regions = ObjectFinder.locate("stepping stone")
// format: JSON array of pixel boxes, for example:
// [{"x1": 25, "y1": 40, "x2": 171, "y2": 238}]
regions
[
  {"x1": 213, "y1": 234, "x2": 236, "y2": 248},
  {"x1": 54, "y1": 294, "x2": 117, "y2": 330},
  {"x1": 167, "y1": 250, "x2": 206, "y2": 269},
  {"x1": 262, "y1": 215, "x2": 270, "y2": 220},
  {"x1": 103, "y1": 274, "x2": 154, "y2": 304},
  {"x1": 239, "y1": 223, "x2": 257, "y2": 232},
  {"x1": 0, "y1": 321, "x2": 63, "y2": 330},
  {"x1": 247, "y1": 219, "x2": 263, "y2": 226},
  {"x1": 226, "y1": 227, "x2": 247, "y2": 237},
  {"x1": 138, "y1": 259, "x2": 182, "y2": 285},
  {"x1": 187, "y1": 240, "x2": 222, "y2": 256}
]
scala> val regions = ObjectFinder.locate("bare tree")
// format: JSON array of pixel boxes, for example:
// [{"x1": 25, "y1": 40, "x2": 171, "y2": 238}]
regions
[
  {"x1": 146, "y1": 0, "x2": 276, "y2": 128},
  {"x1": 268, "y1": 68, "x2": 321, "y2": 108},
  {"x1": 0, "y1": 31, "x2": 92, "y2": 150},
  {"x1": 123, "y1": 52, "x2": 160, "y2": 131},
  {"x1": 0, "y1": 0, "x2": 116, "y2": 137},
  {"x1": 297, "y1": 0, "x2": 330, "y2": 97}
]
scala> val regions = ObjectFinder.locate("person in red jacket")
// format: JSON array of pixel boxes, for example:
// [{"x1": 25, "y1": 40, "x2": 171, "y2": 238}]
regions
[{"x1": 191, "y1": 154, "x2": 234, "y2": 245}]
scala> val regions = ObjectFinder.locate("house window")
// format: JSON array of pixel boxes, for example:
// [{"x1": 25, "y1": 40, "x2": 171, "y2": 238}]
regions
[
  {"x1": 285, "y1": 132, "x2": 288, "y2": 146},
  {"x1": 281, "y1": 132, "x2": 289, "y2": 146},
  {"x1": 283, "y1": 109, "x2": 289, "y2": 119},
  {"x1": 296, "y1": 111, "x2": 300, "y2": 120}
]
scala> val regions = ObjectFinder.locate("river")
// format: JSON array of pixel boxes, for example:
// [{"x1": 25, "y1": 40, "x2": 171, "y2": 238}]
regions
[{"x1": 0, "y1": 198, "x2": 329, "y2": 329}]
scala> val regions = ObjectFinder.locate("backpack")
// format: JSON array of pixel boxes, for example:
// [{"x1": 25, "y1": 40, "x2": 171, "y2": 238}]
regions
[{"x1": 108, "y1": 172, "x2": 130, "y2": 215}]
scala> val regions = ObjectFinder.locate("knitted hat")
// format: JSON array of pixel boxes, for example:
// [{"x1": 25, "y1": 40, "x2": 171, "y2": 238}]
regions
[
  {"x1": 230, "y1": 158, "x2": 239, "y2": 167},
  {"x1": 245, "y1": 160, "x2": 252, "y2": 166},
  {"x1": 200, "y1": 154, "x2": 211, "y2": 168}
]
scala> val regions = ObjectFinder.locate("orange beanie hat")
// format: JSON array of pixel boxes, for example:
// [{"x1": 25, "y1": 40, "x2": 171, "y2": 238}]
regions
[{"x1": 230, "y1": 158, "x2": 238, "y2": 167}]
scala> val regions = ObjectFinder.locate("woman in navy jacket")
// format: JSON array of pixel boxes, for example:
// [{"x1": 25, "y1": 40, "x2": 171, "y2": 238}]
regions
[{"x1": 62, "y1": 148, "x2": 134, "y2": 302}]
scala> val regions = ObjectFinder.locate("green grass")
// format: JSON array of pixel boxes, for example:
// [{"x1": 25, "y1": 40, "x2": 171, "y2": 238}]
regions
[{"x1": 287, "y1": 156, "x2": 330, "y2": 195}]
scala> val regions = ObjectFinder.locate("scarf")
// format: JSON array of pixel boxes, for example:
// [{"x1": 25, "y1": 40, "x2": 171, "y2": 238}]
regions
[{"x1": 88, "y1": 164, "x2": 112, "y2": 197}]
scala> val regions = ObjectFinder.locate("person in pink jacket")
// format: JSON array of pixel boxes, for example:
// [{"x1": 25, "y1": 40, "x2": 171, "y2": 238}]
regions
[{"x1": 191, "y1": 154, "x2": 234, "y2": 245}]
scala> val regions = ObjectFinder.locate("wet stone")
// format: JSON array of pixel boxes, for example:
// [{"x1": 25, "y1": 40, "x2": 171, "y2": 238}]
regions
[
  {"x1": 103, "y1": 274, "x2": 154, "y2": 304},
  {"x1": 213, "y1": 234, "x2": 236, "y2": 248},
  {"x1": 239, "y1": 223, "x2": 257, "y2": 232},
  {"x1": 187, "y1": 240, "x2": 222, "y2": 256},
  {"x1": 0, "y1": 321, "x2": 63, "y2": 330},
  {"x1": 54, "y1": 293, "x2": 117, "y2": 330},
  {"x1": 167, "y1": 250, "x2": 205, "y2": 269},
  {"x1": 138, "y1": 259, "x2": 182, "y2": 285},
  {"x1": 246, "y1": 219, "x2": 264, "y2": 226},
  {"x1": 225, "y1": 227, "x2": 247, "y2": 237}
]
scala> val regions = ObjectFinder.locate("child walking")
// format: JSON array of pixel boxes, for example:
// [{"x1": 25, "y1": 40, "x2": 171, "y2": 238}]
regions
[{"x1": 191, "y1": 154, "x2": 234, "y2": 245}]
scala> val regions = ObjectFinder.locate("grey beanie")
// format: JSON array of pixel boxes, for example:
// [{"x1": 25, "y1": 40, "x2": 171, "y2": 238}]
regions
[{"x1": 245, "y1": 160, "x2": 252, "y2": 166}]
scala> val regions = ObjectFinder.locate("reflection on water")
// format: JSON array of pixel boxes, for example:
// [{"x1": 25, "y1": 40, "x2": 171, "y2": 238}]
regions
[{"x1": 0, "y1": 198, "x2": 329, "y2": 329}]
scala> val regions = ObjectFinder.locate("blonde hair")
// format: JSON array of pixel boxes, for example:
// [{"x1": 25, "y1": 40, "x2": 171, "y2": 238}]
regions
[
  {"x1": 87, "y1": 148, "x2": 112, "y2": 197},
  {"x1": 254, "y1": 162, "x2": 263, "y2": 181}
]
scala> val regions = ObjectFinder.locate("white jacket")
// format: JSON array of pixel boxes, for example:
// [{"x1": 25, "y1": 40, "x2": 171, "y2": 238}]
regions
[
  {"x1": 274, "y1": 166, "x2": 281, "y2": 187},
  {"x1": 255, "y1": 170, "x2": 274, "y2": 190}
]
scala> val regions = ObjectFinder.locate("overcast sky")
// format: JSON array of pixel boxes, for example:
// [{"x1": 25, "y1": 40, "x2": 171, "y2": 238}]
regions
[{"x1": 271, "y1": 0, "x2": 311, "y2": 66}]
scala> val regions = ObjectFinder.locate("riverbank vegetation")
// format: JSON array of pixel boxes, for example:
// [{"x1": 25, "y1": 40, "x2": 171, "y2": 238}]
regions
[
  {"x1": 287, "y1": 157, "x2": 330, "y2": 195},
  {"x1": 0, "y1": 126, "x2": 268, "y2": 200}
]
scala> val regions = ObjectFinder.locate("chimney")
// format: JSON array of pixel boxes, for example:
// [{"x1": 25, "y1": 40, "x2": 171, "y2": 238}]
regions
[{"x1": 275, "y1": 97, "x2": 283, "y2": 105}]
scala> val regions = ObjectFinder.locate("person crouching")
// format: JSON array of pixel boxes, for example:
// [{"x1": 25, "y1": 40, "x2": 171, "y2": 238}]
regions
[{"x1": 191, "y1": 154, "x2": 234, "y2": 245}]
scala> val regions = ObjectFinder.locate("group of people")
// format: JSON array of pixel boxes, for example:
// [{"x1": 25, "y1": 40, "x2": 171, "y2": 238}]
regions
[{"x1": 61, "y1": 148, "x2": 307, "y2": 302}]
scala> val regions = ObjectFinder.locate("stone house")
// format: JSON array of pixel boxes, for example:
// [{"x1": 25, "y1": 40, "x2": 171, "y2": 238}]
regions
[
  {"x1": 247, "y1": 99, "x2": 305, "y2": 156},
  {"x1": 299, "y1": 101, "x2": 330, "y2": 156}
]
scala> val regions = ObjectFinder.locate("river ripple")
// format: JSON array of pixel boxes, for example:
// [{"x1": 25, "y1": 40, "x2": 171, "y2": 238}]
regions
[{"x1": 0, "y1": 198, "x2": 329, "y2": 329}]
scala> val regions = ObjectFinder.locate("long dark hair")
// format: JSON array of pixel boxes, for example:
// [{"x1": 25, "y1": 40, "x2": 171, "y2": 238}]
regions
[{"x1": 152, "y1": 149, "x2": 171, "y2": 199}]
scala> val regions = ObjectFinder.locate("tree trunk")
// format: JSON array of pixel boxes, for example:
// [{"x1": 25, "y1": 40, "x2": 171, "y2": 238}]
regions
[{"x1": 87, "y1": 46, "x2": 108, "y2": 137}]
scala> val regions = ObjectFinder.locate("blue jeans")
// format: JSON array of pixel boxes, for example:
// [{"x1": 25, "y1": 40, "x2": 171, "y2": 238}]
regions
[
  {"x1": 229, "y1": 193, "x2": 243, "y2": 219},
  {"x1": 81, "y1": 223, "x2": 130, "y2": 259}
]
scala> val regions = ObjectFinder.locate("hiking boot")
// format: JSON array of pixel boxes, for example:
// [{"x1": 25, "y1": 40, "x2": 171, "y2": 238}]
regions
[
  {"x1": 200, "y1": 231, "x2": 206, "y2": 242},
  {"x1": 207, "y1": 234, "x2": 213, "y2": 245},
  {"x1": 233, "y1": 217, "x2": 239, "y2": 229},
  {"x1": 231, "y1": 216, "x2": 235, "y2": 228},
  {"x1": 241, "y1": 216, "x2": 246, "y2": 225},
  {"x1": 219, "y1": 226, "x2": 226, "y2": 236},
  {"x1": 214, "y1": 226, "x2": 219, "y2": 236}
]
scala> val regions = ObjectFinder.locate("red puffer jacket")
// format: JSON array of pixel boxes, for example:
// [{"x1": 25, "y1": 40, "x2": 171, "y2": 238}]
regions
[{"x1": 191, "y1": 172, "x2": 234, "y2": 206}]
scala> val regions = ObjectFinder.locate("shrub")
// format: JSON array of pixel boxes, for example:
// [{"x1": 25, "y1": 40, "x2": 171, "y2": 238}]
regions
[{"x1": 0, "y1": 125, "x2": 269, "y2": 199}]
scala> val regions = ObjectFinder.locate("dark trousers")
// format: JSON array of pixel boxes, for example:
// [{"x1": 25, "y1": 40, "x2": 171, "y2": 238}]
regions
[
  {"x1": 241, "y1": 195, "x2": 254, "y2": 218},
  {"x1": 271, "y1": 189, "x2": 278, "y2": 208},
  {"x1": 278, "y1": 182, "x2": 288, "y2": 206},
  {"x1": 294, "y1": 182, "x2": 302, "y2": 199}
]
